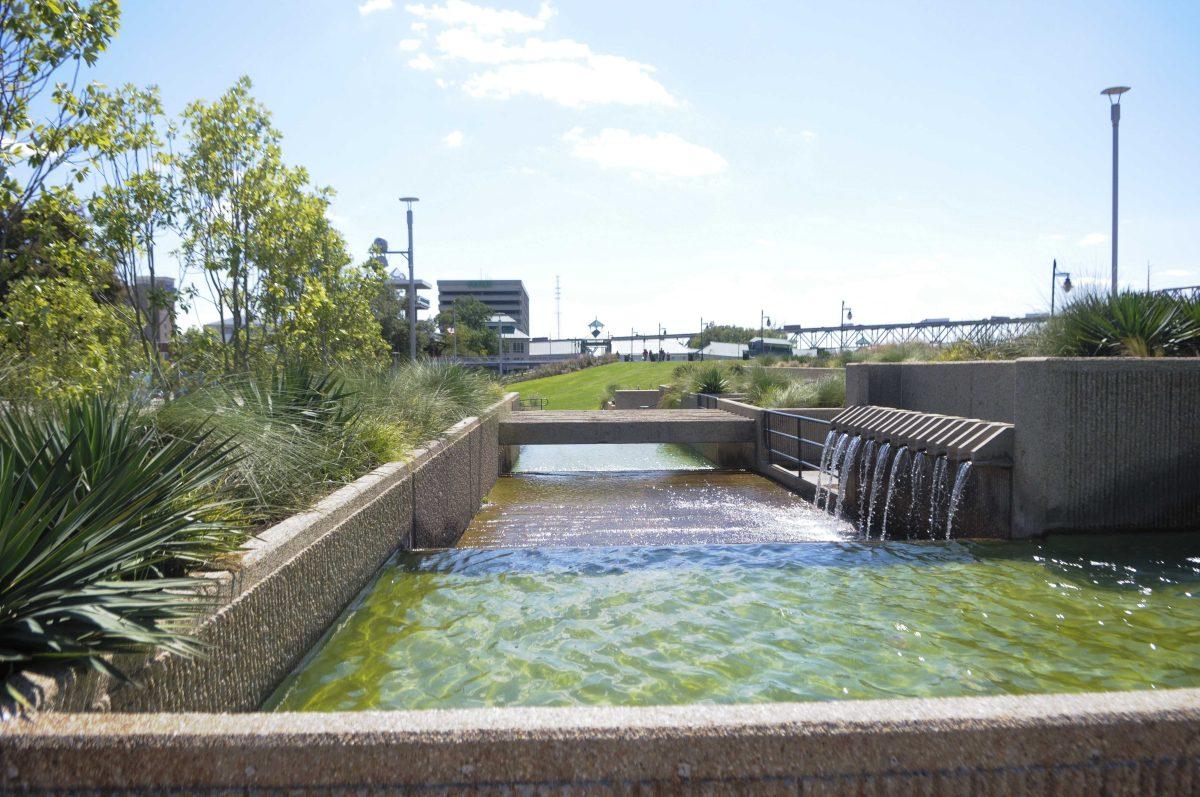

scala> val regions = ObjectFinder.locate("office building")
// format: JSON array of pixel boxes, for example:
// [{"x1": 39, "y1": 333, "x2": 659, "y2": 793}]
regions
[{"x1": 438, "y1": 280, "x2": 529, "y2": 334}]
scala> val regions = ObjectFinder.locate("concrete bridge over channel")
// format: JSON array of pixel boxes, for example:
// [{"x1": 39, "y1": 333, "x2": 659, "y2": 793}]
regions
[{"x1": 499, "y1": 409, "x2": 755, "y2": 445}]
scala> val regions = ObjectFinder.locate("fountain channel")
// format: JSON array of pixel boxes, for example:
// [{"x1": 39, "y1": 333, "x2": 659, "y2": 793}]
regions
[{"x1": 267, "y1": 443, "x2": 1200, "y2": 713}]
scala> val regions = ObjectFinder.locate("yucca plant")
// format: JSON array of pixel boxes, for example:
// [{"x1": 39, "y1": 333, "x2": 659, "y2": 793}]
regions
[
  {"x1": 0, "y1": 396, "x2": 240, "y2": 697},
  {"x1": 690, "y1": 364, "x2": 730, "y2": 395},
  {"x1": 1046, "y1": 291, "x2": 1200, "y2": 357}
]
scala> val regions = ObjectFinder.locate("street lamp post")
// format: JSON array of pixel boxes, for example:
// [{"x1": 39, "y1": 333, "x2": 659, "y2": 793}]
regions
[
  {"x1": 840, "y1": 301, "x2": 853, "y2": 351},
  {"x1": 1102, "y1": 87, "x2": 1129, "y2": 297},
  {"x1": 399, "y1": 197, "x2": 419, "y2": 359},
  {"x1": 1049, "y1": 259, "x2": 1073, "y2": 316}
]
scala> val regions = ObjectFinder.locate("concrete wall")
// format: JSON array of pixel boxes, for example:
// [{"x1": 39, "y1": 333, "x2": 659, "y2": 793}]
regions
[
  {"x1": 612, "y1": 388, "x2": 663, "y2": 409},
  {"x1": 6, "y1": 689, "x2": 1200, "y2": 794},
  {"x1": 846, "y1": 360, "x2": 1016, "y2": 422},
  {"x1": 7, "y1": 394, "x2": 517, "y2": 715},
  {"x1": 844, "y1": 358, "x2": 1200, "y2": 537}
]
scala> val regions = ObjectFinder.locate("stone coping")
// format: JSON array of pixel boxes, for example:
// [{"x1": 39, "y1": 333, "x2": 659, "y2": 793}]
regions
[{"x1": 3, "y1": 688, "x2": 1199, "y2": 792}]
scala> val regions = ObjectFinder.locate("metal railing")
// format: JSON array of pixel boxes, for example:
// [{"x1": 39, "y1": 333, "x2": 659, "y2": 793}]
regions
[
  {"x1": 515, "y1": 397, "x2": 549, "y2": 410},
  {"x1": 762, "y1": 409, "x2": 831, "y2": 473}
]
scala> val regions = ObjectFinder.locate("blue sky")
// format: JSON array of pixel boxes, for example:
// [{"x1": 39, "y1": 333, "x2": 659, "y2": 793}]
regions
[{"x1": 89, "y1": 0, "x2": 1200, "y2": 337}]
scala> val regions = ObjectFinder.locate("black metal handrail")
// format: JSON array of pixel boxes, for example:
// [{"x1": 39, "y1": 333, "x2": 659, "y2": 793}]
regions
[
  {"x1": 762, "y1": 409, "x2": 831, "y2": 473},
  {"x1": 515, "y1": 397, "x2": 549, "y2": 410}
]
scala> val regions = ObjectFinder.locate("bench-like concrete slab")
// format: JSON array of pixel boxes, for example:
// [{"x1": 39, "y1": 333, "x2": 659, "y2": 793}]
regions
[{"x1": 499, "y1": 409, "x2": 756, "y2": 445}]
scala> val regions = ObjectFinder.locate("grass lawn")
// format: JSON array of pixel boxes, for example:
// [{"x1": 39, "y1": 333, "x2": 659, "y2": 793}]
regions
[{"x1": 509, "y1": 361, "x2": 680, "y2": 410}]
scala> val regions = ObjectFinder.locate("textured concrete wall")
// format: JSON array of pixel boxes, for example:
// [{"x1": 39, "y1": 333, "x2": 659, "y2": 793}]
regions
[
  {"x1": 6, "y1": 689, "x2": 1200, "y2": 795},
  {"x1": 1012, "y1": 358, "x2": 1200, "y2": 537},
  {"x1": 9, "y1": 394, "x2": 516, "y2": 715},
  {"x1": 612, "y1": 389, "x2": 663, "y2": 409},
  {"x1": 847, "y1": 361, "x2": 1016, "y2": 422},
  {"x1": 846, "y1": 358, "x2": 1200, "y2": 537}
]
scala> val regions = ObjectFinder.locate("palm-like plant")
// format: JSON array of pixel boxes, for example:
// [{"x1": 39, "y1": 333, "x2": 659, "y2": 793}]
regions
[
  {"x1": 0, "y1": 396, "x2": 240, "y2": 697},
  {"x1": 1048, "y1": 292, "x2": 1200, "y2": 357}
]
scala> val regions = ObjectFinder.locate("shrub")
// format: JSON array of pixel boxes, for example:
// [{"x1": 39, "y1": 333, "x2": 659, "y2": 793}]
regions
[{"x1": 691, "y1": 364, "x2": 730, "y2": 395}]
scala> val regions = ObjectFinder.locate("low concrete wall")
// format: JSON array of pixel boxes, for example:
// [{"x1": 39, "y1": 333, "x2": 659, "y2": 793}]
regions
[
  {"x1": 846, "y1": 360, "x2": 1016, "y2": 422},
  {"x1": 845, "y1": 358, "x2": 1200, "y2": 536},
  {"x1": 612, "y1": 388, "x2": 663, "y2": 409},
  {"x1": 7, "y1": 393, "x2": 517, "y2": 715},
  {"x1": 5, "y1": 689, "x2": 1200, "y2": 794}
]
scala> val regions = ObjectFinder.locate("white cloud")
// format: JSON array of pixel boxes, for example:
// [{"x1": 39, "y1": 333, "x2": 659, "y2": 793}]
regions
[
  {"x1": 463, "y1": 58, "x2": 675, "y2": 108},
  {"x1": 405, "y1": 0, "x2": 554, "y2": 36},
  {"x1": 359, "y1": 0, "x2": 394, "y2": 15},
  {"x1": 401, "y1": 1, "x2": 677, "y2": 108},
  {"x1": 443, "y1": 130, "x2": 464, "y2": 147},
  {"x1": 800, "y1": 130, "x2": 817, "y2": 143},
  {"x1": 411, "y1": 21, "x2": 427, "y2": 31},
  {"x1": 408, "y1": 53, "x2": 437, "y2": 70},
  {"x1": 563, "y1": 127, "x2": 727, "y2": 179},
  {"x1": 1078, "y1": 232, "x2": 1109, "y2": 247},
  {"x1": 398, "y1": 38, "x2": 423, "y2": 51},
  {"x1": 1158, "y1": 268, "x2": 1195, "y2": 277}
]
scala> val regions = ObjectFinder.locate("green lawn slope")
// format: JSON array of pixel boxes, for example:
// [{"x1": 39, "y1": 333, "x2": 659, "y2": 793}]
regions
[{"x1": 509, "y1": 361, "x2": 680, "y2": 410}]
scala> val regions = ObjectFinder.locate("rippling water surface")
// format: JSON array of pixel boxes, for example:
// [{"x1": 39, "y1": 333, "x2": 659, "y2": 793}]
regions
[{"x1": 269, "y1": 534, "x2": 1200, "y2": 711}]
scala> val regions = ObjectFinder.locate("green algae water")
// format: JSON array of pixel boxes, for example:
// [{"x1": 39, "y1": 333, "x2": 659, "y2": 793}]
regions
[{"x1": 268, "y1": 533, "x2": 1200, "y2": 711}]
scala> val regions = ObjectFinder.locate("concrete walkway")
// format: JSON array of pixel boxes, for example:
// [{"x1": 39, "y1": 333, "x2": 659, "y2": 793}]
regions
[{"x1": 499, "y1": 409, "x2": 755, "y2": 445}]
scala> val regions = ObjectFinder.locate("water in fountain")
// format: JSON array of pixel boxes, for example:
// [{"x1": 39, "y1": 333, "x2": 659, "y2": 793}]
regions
[
  {"x1": 813, "y1": 430, "x2": 838, "y2": 511},
  {"x1": 864, "y1": 442, "x2": 892, "y2": 537},
  {"x1": 819, "y1": 432, "x2": 849, "y2": 512},
  {"x1": 832, "y1": 435, "x2": 862, "y2": 518},
  {"x1": 857, "y1": 439, "x2": 877, "y2": 527},
  {"x1": 927, "y1": 455, "x2": 949, "y2": 538},
  {"x1": 945, "y1": 461, "x2": 973, "y2": 539},
  {"x1": 907, "y1": 452, "x2": 927, "y2": 526},
  {"x1": 880, "y1": 447, "x2": 909, "y2": 539}
]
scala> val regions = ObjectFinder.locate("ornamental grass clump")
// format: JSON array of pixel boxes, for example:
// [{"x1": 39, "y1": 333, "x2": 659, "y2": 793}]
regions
[{"x1": 0, "y1": 396, "x2": 241, "y2": 695}]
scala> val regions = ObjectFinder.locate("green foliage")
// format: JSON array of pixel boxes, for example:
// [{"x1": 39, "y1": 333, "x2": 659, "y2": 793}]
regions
[
  {"x1": 757, "y1": 375, "x2": 846, "y2": 409},
  {"x1": 510, "y1": 361, "x2": 678, "y2": 410},
  {"x1": 0, "y1": 276, "x2": 138, "y2": 399},
  {"x1": 687, "y1": 324, "x2": 787, "y2": 349},
  {"x1": 1043, "y1": 291, "x2": 1200, "y2": 357},
  {"x1": 0, "y1": 394, "x2": 240, "y2": 690},
  {"x1": 437, "y1": 296, "x2": 500, "y2": 356},
  {"x1": 692, "y1": 364, "x2": 730, "y2": 395}
]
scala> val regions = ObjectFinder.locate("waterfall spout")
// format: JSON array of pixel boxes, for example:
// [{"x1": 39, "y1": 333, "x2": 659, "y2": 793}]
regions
[
  {"x1": 880, "y1": 447, "x2": 909, "y2": 539},
  {"x1": 857, "y1": 439, "x2": 877, "y2": 528},
  {"x1": 927, "y1": 455, "x2": 949, "y2": 539},
  {"x1": 814, "y1": 430, "x2": 838, "y2": 511},
  {"x1": 864, "y1": 443, "x2": 892, "y2": 537},
  {"x1": 833, "y1": 435, "x2": 862, "y2": 518},
  {"x1": 945, "y1": 461, "x2": 973, "y2": 539}
]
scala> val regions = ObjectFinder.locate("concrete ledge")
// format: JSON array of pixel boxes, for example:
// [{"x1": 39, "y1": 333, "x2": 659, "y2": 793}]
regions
[
  {"x1": 612, "y1": 388, "x2": 663, "y2": 409},
  {"x1": 4, "y1": 689, "x2": 1200, "y2": 794}
]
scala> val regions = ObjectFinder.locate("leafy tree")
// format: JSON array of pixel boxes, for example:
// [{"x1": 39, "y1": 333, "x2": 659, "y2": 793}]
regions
[
  {"x1": 89, "y1": 84, "x2": 178, "y2": 377},
  {"x1": 1, "y1": 0, "x2": 120, "y2": 256},
  {"x1": 437, "y1": 296, "x2": 498, "y2": 356},
  {"x1": 688, "y1": 324, "x2": 787, "y2": 349},
  {"x1": 0, "y1": 275, "x2": 136, "y2": 398},
  {"x1": 177, "y1": 77, "x2": 282, "y2": 372}
]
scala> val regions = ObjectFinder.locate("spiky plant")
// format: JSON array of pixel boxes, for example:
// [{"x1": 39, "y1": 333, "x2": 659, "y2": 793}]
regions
[
  {"x1": 1046, "y1": 291, "x2": 1200, "y2": 357},
  {"x1": 0, "y1": 396, "x2": 240, "y2": 696},
  {"x1": 690, "y1": 364, "x2": 730, "y2": 395}
]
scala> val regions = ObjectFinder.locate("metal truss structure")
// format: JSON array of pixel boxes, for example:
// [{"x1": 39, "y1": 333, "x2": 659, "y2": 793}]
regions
[
  {"x1": 782, "y1": 314, "x2": 1050, "y2": 351},
  {"x1": 1154, "y1": 285, "x2": 1200, "y2": 301}
]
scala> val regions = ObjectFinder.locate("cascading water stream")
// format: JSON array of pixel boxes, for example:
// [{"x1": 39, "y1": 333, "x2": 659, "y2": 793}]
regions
[
  {"x1": 944, "y1": 461, "x2": 973, "y2": 539},
  {"x1": 832, "y1": 435, "x2": 862, "y2": 518},
  {"x1": 880, "y1": 447, "x2": 909, "y2": 539},
  {"x1": 857, "y1": 439, "x2": 877, "y2": 527},
  {"x1": 907, "y1": 452, "x2": 927, "y2": 526},
  {"x1": 813, "y1": 431, "x2": 838, "y2": 512},
  {"x1": 927, "y1": 456, "x2": 949, "y2": 538},
  {"x1": 864, "y1": 443, "x2": 892, "y2": 537},
  {"x1": 819, "y1": 433, "x2": 849, "y2": 512}
]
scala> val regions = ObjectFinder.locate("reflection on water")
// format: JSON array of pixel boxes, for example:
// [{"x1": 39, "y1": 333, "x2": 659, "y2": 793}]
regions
[
  {"x1": 458, "y1": 470, "x2": 853, "y2": 548},
  {"x1": 461, "y1": 443, "x2": 852, "y2": 548},
  {"x1": 268, "y1": 534, "x2": 1200, "y2": 711}
]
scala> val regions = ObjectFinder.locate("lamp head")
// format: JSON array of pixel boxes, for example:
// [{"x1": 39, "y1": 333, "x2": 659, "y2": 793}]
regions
[
  {"x1": 399, "y1": 196, "x2": 420, "y2": 211},
  {"x1": 846, "y1": 309, "x2": 853, "y2": 321},
  {"x1": 1062, "y1": 275, "x2": 1073, "y2": 294},
  {"x1": 1101, "y1": 86, "x2": 1130, "y2": 104}
]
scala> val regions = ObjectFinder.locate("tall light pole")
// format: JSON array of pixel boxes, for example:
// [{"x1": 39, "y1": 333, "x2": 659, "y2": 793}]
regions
[
  {"x1": 399, "y1": 197, "x2": 420, "y2": 359},
  {"x1": 1102, "y1": 87, "x2": 1129, "y2": 297},
  {"x1": 1049, "y1": 259, "x2": 1073, "y2": 316},
  {"x1": 840, "y1": 301, "x2": 853, "y2": 351}
]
